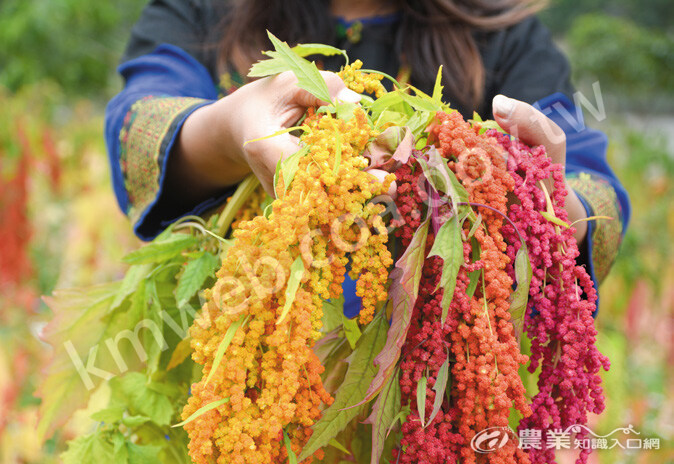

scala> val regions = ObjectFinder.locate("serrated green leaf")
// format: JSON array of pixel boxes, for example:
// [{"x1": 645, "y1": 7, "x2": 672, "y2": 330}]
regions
[
  {"x1": 172, "y1": 397, "x2": 229, "y2": 428},
  {"x1": 361, "y1": 217, "x2": 430, "y2": 406},
  {"x1": 540, "y1": 211, "x2": 571, "y2": 228},
  {"x1": 428, "y1": 216, "x2": 463, "y2": 325},
  {"x1": 122, "y1": 235, "x2": 198, "y2": 265},
  {"x1": 431, "y1": 66, "x2": 444, "y2": 104},
  {"x1": 417, "y1": 376, "x2": 428, "y2": 426},
  {"x1": 335, "y1": 101, "x2": 358, "y2": 121},
  {"x1": 364, "y1": 369, "x2": 401, "y2": 464},
  {"x1": 277, "y1": 256, "x2": 305, "y2": 324},
  {"x1": 298, "y1": 312, "x2": 388, "y2": 461},
  {"x1": 426, "y1": 355, "x2": 449, "y2": 427},
  {"x1": 292, "y1": 43, "x2": 348, "y2": 63},
  {"x1": 61, "y1": 430, "x2": 118, "y2": 464},
  {"x1": 267, "y1": 31, "x2": 332, "y2": 103},
  {"x1": 248, "y1": 52, "x2": 289, "y2": 77},
  {"x1": 205, "y1": 314, "x2": 250, "y2": 386},
  {"x1": 400, "y1": 92, "x2": 441, "y2": 113},
  {"x1": 109, "y1": 372, "x2": 175, "y2": 426},
  {"x1": 369, "y1": 91, "x2": 407, "y2": 120},
  {"x1": 342, "y1": 314, "x2": 362, "y2": 350},
  {"x1": 175, "y1": 251, "x2": 220, "y2": 307}
]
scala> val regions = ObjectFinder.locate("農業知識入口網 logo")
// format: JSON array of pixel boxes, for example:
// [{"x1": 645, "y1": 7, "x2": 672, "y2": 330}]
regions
[{"x1": 470, "y1": 424, "x2": 660, "y2": 452}]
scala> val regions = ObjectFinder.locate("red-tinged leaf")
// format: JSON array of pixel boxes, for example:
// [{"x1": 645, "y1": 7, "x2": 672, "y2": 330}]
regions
[
  {"x1": 425, "y1": 355, "x2": 450, "y2": 427},
  {"x1": 428, "y1": 215, "x2": 463, "y2": 325},
  {"x1": 358, "y1": 217, "x2": 430, "y2": 406},
  {"x1": 362, "y1": 126, "x2": 414, "y2": 173},
  {"x1": 364, "y1": 370, "x2": 401, "y2": 464},
  {"x1": 298, "y1": 312, "x2": 389, "y2": 461}
]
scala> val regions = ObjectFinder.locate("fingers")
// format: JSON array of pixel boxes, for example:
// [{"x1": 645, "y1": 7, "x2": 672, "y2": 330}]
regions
[
  {"x1": 367, "y1": 168, "x2": 398, "y2": 199},
  {"x1": 492, "y1": 94, "x2": 566, "y2": 165}
]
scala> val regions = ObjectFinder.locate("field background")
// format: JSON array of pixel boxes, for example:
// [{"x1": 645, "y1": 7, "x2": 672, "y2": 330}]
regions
[{"x1": 0, "y1": 0, "x2": 672, "y2": 462}]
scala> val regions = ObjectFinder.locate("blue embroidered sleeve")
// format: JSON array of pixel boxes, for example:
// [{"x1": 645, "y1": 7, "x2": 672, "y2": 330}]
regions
[{"x1": 105, "y1": 44, "x2": 234, "y2": 241}]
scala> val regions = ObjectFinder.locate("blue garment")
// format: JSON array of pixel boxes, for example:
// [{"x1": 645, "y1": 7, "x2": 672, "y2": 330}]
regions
[{"x1": 105, "y1": 44, "x2": 630, "y2": 318}]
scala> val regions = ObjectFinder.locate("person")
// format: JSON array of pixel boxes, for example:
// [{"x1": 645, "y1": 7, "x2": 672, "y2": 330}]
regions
[{"x1": 105, "y1": 0, "x2": 630, "y2": 316}]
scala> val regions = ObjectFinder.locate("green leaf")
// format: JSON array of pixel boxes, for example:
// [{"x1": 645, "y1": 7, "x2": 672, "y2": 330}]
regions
[
  {"x1": 127, "y1": 442, "x2": 163, "y2": 464},
  {"x1": 361, "y1": 217, "x2": 430, "y2": 406},
  {"x1": 122, "y1": 235, "x2": 198, "y2": 265},
  {"x1": 90, "y1": 406, "x2": 124, "y2": 423},
  {"x1": 291, "y1": 43, "x2": 348, "y2": 63},
  {"x1": 277, "y1": 256, "x2": 305, "y2": 324},
  {"x1": 428, "y1": 215, "x2": 463, "y2": 325},
  {"x1": 364, "y1": 369, "x2": 401, "y2": 464},
  {"x1": 400, "y1": 92, "x2": 442, "y2": 113},
  {"x1": 37, "y1": 282, "x2": 140, "y2": 441},
  {"x1": 416, "y1": 376, "x2": 428, "y2": 426},
  {"x1": 267, "y1": 31, "x2": 332, "y2": 103},
  {"x1": 276, "y1": 146, "x2": 310, "y2": 196},
  {"x1": 61, "y1": 430, "x2": 117, "y2": 464},
  {"x1": 431, "y1": 66, "x2": 444, "y2": 104},
  {"x1": 111, "y1": 263, "x2": 151, "y2": 310},
  {"x1": 121, "y1": 415, "x2": 152, "y2": 428},
  {"x1": 283, "y1": 429, "x2": 299, "y2": 464},
  {"x1": 342, "y1": 314, "x2": 362, "y2": 350},
  {"x1": 509, "y1": 246, "x2": 532, "y2": 338},
  {"x1": 248, "y1": 54, "x2": 289, "y2": 77},
  {"x1": 426, "y1": 355, "x2": 449, "y2": 427},
  {"x1": 243, "y1": 125, "x2": 306, "y2": 146},
  {"x1": 321, "y1": 296, "x2": 345, "y2": 333},
  {"x1": 205, "y1": 314, "x2": 250, "y2": 386},
  {"x1": 298, "y1": 312, "x2": 389, "y2": 461},
  {"x1": 466, "y1": 238, "x2": 481, "y2": 299},
  {"x1": 175, "y1": 251, "x2": 220, "y2": 307},
  {"x1": 172, "y1": 397, "x2": 229, "y2": 428},
  {"x1": 467, "y1": 213, "x2": 483, "y2": 239},
  {"x1": 369, "y1": 91, "x2": 407, "y2": 120},
  {"x1": 540, "y1": 211, "x2": 571, "y2": 229},
  {"x1": 329, "y1": 438, "x2": 351, "y2": 455},
  {"x1": 109, "y1": 372, "x2": 176, "y2": 426}
]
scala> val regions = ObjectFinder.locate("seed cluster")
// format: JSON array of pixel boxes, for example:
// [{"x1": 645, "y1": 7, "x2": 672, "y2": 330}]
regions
[{"x1": 182, "y1": 108, "x2": 393, "y2": 464}]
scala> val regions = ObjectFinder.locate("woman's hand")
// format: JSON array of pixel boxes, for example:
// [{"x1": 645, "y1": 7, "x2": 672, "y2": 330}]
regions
[
  {"x1": 168, "y1": 71, "x2": 361, "y2": 201},
  {"x1": 492, "y1": 94, "x2": 588, "y2": 244}
]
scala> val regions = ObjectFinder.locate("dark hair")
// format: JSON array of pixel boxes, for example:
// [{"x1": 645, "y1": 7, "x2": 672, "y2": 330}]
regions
[{"x1": 217, "y1": 0, "x2": 544, "y2": 109}]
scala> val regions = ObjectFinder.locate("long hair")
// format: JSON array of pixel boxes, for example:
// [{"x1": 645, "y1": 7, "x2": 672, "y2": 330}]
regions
[{"x1": 217, "y1": 0, "x2": 545, "y2": 109}]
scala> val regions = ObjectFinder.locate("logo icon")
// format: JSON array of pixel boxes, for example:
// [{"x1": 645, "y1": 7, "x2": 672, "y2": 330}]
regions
[{"x1": 470, "y1": 427, "x2": 516, "y2": 453}]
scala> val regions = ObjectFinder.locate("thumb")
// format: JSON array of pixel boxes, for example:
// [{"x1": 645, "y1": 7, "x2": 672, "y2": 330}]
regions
[{"x1": 492, "y1": 94, "x2": 566, "y2": 165}]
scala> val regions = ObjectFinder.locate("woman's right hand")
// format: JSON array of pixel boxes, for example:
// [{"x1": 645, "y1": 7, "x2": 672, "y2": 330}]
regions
[{"x1": 170, "y1": 71, "x2": 361, "y2": 199}]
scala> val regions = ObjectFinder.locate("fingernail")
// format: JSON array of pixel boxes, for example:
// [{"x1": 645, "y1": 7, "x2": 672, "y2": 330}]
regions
[
  {"x1": 336, "y1": 88, "x2": 361, "y2": 103},
  {"x1": 493, "y1": 94, "x2": 515, "y2": 119}
]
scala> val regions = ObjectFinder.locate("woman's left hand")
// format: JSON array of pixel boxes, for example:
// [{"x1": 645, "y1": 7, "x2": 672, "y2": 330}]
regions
[{"x1": 492, "y1": 94, "x2": 588, "y2": 244}]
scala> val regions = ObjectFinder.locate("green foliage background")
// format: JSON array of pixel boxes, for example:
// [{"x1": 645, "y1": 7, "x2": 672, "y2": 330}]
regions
[{"x1": 0, "y1": 0, "x2": 672, "y2": 463}]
